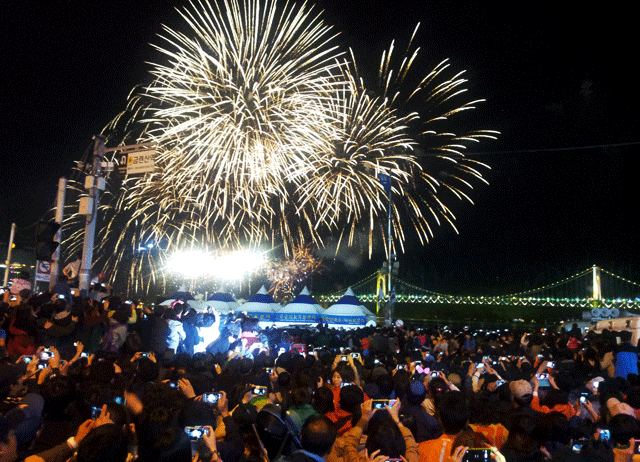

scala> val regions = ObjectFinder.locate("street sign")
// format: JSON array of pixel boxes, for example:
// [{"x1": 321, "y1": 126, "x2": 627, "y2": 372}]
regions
[
  {"x1": 126, "y1": 149, "x2": 155, "y2": 175},
  {"x1": 35, "y1": 260, "x2": 51, "y2": 283}
]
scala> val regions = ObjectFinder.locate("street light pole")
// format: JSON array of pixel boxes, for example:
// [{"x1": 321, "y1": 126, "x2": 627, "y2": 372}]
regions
[
  {"x1": 49, "y1": 177, "x2": 67, "y2": 290},
  {"x1": 3, "y1": 223, "x2": 16, "y2": 287},
  {"x1": 79, "y1": 136, "x2": 106, "y2": 295}
]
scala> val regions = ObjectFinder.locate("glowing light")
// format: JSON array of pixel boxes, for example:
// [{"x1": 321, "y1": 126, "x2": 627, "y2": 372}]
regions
[{"x1": 166, "y1": 249, "x2": 266, "y2": 281}]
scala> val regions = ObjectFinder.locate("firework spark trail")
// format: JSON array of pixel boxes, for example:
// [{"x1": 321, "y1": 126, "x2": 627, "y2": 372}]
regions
[{"x1": 64, "y1": 0, "x2": 498, "y2": 293}]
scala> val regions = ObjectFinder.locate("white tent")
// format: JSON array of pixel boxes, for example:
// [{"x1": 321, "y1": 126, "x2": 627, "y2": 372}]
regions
[
  {"x1": 239, "y1": 286, "x2": 280, "y2": 325},
  {"x1": 323, "y1": 287, "x2": 377, "y2": 328},
  {"x1": 275, "y1": 286, "x2": 324, "y2": 326}
]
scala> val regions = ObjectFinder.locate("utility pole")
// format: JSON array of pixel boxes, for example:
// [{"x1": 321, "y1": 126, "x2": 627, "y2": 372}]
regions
[
  {"x1": 3, "y1": 223, "x2": 16, "y2": 287},
  {"x1": 78, "y1": 136, "x2": 106, "y2": 295},
  {"x1": 49, "y1": 177, "x2": 67, "y2": 290}
]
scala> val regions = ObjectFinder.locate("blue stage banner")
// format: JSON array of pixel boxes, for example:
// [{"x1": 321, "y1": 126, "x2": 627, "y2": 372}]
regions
[{"x1": 323, "y1": 315, "x2": 366, "y2": 325}]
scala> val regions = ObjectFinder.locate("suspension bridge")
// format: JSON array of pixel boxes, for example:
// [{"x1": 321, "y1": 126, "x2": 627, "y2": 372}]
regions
[{"x1": 317, "y1": 266, "x2": 640, "y2": 323}]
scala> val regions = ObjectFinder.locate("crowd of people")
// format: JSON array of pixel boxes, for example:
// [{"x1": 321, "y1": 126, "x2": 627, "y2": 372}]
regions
[{"x1": 2, "y1": 274, "x2": 640, "y2": 462}]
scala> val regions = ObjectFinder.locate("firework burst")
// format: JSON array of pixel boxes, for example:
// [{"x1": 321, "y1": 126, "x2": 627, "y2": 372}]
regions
[{"x1": 64, "y1": 1, "x2": 497, "y2": 294}]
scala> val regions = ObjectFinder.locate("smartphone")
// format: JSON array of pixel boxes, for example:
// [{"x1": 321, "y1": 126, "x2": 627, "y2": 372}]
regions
[
  {"x1": 463, "y1": 448, "x2": 492, "y2": 461},
  {"x1": 476, "y1": 363, "x2": 484, "y2": 369},
  {"x1": 579, "y1": 396, "x2": 587, "y2": 404},
  {"x1": 203, "y1": 393, "x2": 222, "y2": 404},
  {"x1": 113, "y1": 396, "x2": 125, "y2": 405},
  {"x1": 340, "y1": 355, "x2": 349, "y2": 361},
  {"x1": 599, "y1": 429, "x2": 610, "y2": 440},
  {"x1": 593, "y1": 381, "x2": 599, "y2": 389},
  {"x1": 140, "y1": 352, "x2": 150, "y2": 357},
  {"x1": 91, "y1": 406, "x2": 101, "y2": 419},
  {"x1": 10, "y1": 296, "x2": 17, "y2": 301},
  {"x1": 374, "y1": 359, "x2": 380, "y2": 364},
  {"x1": 536, "y1": 373, "x2": 550, "y2": 387},
  {"x1": 351, "y1": 353, "x2": 360, "y2": 359},
  {"x1": 537, "y1": 354, "x2": 543, "y2": 359},
  {"x1": 430, "y1": 371, "x2": 439, "y2": 378},
  {"x1": 547, "y1": 361, "x2": 555, "y2": 368},
  {"x1": 169, "y1": 381, "x2": 180, "y2": 388},
  {"x1": 265, "y1": 368, "x2": 273, "y2": 375},
  {"x1": 37, "y1": 361, "x2": 48, "y2": 370},
  {"x1": 372, "y1": 399, "x2": 390, "y2": 409},
  {"x1": 340, "y1": 382, "x2": 353, "y2": 388},
  {"x1": 24, "y1": 357, "x2": 32, "y2": 364},
  {"x1": 495, "y1": 380, "x2": 506, "y2": 387},
  {"x1": 572, "y1": 438, "x2": 589, "y2": 453},
  {"x1": 253, "y1": 386, "x2": 267, "y2": 395},
  {"x1": 57, "y1": 295, "x2": 65, "y2": 299},
  {"x1": 396, "y1": 364, "x2": 406, "y2": 370},
  {"x1": 184, "y1": 426, "x2": 209, "y2": 441},
  {"x1": 80, "y1": 352, "x2": 88, "y2": 358}
]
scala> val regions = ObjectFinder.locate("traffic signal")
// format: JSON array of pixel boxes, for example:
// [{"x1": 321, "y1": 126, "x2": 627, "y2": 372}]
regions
[{"x1": 35, "y1": 221, "x2": 60, "y2": 261}]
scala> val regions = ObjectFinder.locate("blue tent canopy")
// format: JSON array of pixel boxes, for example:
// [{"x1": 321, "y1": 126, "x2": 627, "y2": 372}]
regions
[{"x1": 169, "y1": 291, "x2": 195, "y2": 301}]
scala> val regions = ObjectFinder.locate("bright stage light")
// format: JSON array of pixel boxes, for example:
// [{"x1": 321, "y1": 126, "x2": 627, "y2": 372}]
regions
[{"x1": 166, "y1": 249, "x2": 267, "y2": 281}]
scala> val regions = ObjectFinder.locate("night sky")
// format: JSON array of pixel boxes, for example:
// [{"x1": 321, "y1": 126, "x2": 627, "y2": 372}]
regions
[{"x1": 2, "y1": 1, "x2": 639, "y2": 296}]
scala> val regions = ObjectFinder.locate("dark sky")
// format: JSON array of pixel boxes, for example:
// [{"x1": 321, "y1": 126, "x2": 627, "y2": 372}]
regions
[{"x1": 2, "y1": 1, "x2": 639, "y2": 295}]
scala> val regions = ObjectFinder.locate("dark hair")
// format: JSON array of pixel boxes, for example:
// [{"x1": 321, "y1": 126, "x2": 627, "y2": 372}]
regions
[
  {"x1": 540, "y1": 411, "x2": 570, "y2": 445},
  {"x1": 312, "y1": 387, "x2": 335, "y2": 414},
  {"x1": 610, "y1": 414, "x2": 640, "y2": 445},
  {"x1": 364, "y1": 411, "x2": 406, "y2": 458},
  {"x1": 437, "y1": 392, "x2": 469, "y2": 435},
  {"x1": 339, "y1": 385, "x2": 364, "y2": 413},
  {"x1": 76, "y1": 424, "x2": 128, "y2": 462},
  {"x1": 291, "y1": 386, "x2": 312, "y2": 406},
  {"x1": 300, "y1": 415, "x2": 337, "y2": 457}
]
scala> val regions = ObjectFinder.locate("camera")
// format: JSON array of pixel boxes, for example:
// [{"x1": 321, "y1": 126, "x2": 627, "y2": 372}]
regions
[
  {"x1": 169, "y1": 381, "x2": 180, "y2": 388},
  {"x1": 203, "y1": 393, "x2": 222, "y2": 404},
  {"x1": 430, "y1": 371, "x2": 439, "y2": 378},
  {"x1": 184, "y1": 426, "x2": 209, "y2": 441},
  {"x1": 572, "y1": 438, "x2": 589, "y2": 453},
  {"x1": 463, "y1": 449, "x2": 492, "y2": 461},
  {"x1": 253, "y1": 386, "x2": 267, "y2": 395},
  {"x1": 372, "y1": 399, "x2": 389, "y2": 409}
]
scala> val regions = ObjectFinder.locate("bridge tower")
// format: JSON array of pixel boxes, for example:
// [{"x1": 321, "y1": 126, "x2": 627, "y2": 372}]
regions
[{"x1": 592, "y1": 265, "x2": 601, "y2": 302}]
